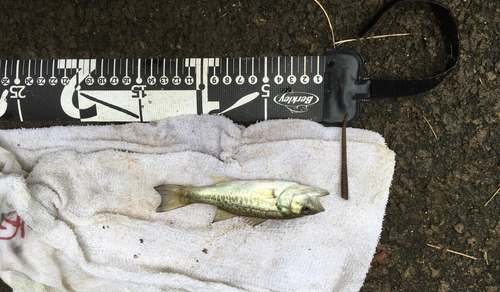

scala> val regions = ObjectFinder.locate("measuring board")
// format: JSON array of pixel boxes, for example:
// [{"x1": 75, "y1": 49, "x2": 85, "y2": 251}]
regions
[{"x1": 0, "y1": 56, "x2": 334, "y2": 123}]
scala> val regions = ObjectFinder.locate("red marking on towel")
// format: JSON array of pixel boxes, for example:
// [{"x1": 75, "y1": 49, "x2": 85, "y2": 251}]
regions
[{"x1": 0, "y1": 215, "x2": 29, "y2": 240}]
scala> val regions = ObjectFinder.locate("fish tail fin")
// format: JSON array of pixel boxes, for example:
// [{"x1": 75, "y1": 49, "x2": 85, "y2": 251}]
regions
[{"x1": 154, "y1": 185, "x2": 192, "y2": 212}]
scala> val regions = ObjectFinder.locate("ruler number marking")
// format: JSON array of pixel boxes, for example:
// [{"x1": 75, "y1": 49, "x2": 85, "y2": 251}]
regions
[
  {"x1": 185, "y1": 76, "x2": 194, "y2": 86},
  {"x1": 148, "y1": 76, "x2": 157, "y2": 86},
  {"x1": 236, "y1": 75, "x2": 244, "y2": 85},
  {"x1": 210, "y1": 75, "x2": 219, "y2": 85},
  {"x1": 49, "y1": 77, "x2": 58, "y2": 86},
  {"x1": 25, "y1": 77, "x2": 33, "y2": 86},
  {"x1": 261, "y1": 84, "x2": 270, "y2": 97},
  {"x1": 249, "y1": 75, "x2": 257, "y2": 85},
  {"x1": 274, "y1": 74, "x2": 283, "y2": 85},
  {"x1": 301, "y1": 75, "x2": 309, "y2": 84},
  {"x1": 314, "y1": 75, "x2": 323, "y2": 84},
  {"x1": 110, "y1": 76, "x2": 119, "y2": 86},
  {"x1": 86, "y1": 75, "x2": 95, "y2": 86},
  {"x1": 62, "y1": 76, "x2": 70, "y2": 86}
]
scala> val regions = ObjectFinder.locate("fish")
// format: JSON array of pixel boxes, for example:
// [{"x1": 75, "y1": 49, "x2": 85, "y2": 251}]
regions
[{"x1": 154, "y1": 174, "x2": 329, "y2": 226}]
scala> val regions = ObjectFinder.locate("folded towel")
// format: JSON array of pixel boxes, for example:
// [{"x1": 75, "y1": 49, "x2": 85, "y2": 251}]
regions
[{"x1": 0, "y1": 115, "x2": 395, "y2": 292}]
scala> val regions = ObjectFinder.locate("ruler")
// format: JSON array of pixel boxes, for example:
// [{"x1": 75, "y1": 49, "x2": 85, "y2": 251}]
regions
[
  {"x1": 0, "y1": 56, "x2": 335, "y2": 123},
  {"x1": 0, "y1": 0, "x2": 460, "y2": 125}
]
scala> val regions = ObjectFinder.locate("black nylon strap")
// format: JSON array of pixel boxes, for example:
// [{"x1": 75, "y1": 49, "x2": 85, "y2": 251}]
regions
[{"x1": 361, "y1": 0, "x2": 459, "y2": 99}]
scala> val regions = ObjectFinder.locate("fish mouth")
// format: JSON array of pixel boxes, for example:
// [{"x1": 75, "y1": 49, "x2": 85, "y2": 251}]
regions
[
  {"x1": 316, "y1": 189, "x2": 329, "y2": 197},
  {"x1": 308, "y1": 194, "x2": 327, "y2": 212}
]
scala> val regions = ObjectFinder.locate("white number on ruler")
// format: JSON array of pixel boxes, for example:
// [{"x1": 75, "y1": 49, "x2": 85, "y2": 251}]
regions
[
  {"x1": 25, "y1": 77, "x2": 34, "y2": 86},
  {"x1": 274, "y1": 75, "x2": 283, "y2": 85},
  {"x1": 49, "y1": 77, "x2": 58, "y2": 86},
  {"x1": 9, "y1": 86, "x2": 26, "y2": 98},
  {"x1": 236, "y1": 75, "x2": 245, "y2": 85},
  {"x1": 313, "y1": 75, "x2": 323, "y2": 84},
  {"x1": 249, "y1": 75, "x2": 257, "y2": 85},
  {"x1": 210, "y1": 75, "x2": 219, "y2": 85},
  {"x1": 110, "y1": 76, "x2": 119, "y2": 86},
  {"x1": 301, "y1": 75, "x2": 309, "y2": 84},
  {"x1": 261, "y1": 84, "x2": 270, "y2": 97},
  {"x1": 122, "y1": 76, "x2": 131, "y2": 86},
  {"x1": 98, "y1": 77, "x2": 107, "y2": 86},
  {"x1": 223, "y1": 76, "x2": 232, "y2": 85},
  {"x1": 185, "y1": 76, "x2": 194, "y2": 85},
  {"x1": 148, "y1": 76, "x2": 156, "y2": 85},
  {"x1": 287, "y1": 75, "x2": 296, "y2": 84},
  {"x1": 61, "y1": 77, "x2": 70, "y2": 86},
  {"x1": 86, "y1": 76, "x2": 95, "y2": 86},
  {"x1": 173, "y1": 76, "x2": 181, "y2": 85},
  {"x1": 1, "y1": 77, "x2": 9, "y2": 86},
  {"x1": 160, "y1": 76, "x2": 169, "y2": 85},
  {"x1": 37, "y1": 77, "x2": 45, "y2": 86}
]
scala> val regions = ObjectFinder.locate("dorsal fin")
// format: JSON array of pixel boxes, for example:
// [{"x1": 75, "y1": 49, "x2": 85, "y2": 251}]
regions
[
  {"x1": 207, "y1": 174, "x2": 235, "y2": 184},
  {"x1": 213, "y1": 208, "x2": 238, "y2": 223}
]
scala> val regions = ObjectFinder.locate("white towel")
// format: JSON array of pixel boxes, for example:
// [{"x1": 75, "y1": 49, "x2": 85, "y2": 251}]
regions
[{"x1": 0, "y1": 115, "x2": 395, "y2": 292}]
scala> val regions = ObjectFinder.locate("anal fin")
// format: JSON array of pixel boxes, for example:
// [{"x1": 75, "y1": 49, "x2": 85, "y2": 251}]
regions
[{"x1": 213, "y1": 208, "x2": 238, "y2": 223}]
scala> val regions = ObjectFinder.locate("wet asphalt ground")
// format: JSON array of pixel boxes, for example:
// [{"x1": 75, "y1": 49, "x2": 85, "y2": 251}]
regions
[{"x1": 0, "y1": 0, "x2": 499, "y2": 291}]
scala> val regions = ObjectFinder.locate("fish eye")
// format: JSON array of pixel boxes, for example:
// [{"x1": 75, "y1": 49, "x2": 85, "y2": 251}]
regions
[{"x1": 301, "y1": 206, "x2": 311, "y2": 215}]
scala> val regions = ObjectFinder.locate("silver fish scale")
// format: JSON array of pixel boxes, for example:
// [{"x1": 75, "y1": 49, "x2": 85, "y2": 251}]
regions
[
  {"x1": 221, "y1": 202, "x2": 283, "y2": 219},
  {"x1": 188, "y1": 182, "x2": 285, "y2": 219}
]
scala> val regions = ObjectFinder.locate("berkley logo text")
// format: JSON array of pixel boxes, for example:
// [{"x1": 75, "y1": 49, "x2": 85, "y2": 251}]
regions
[{"x1": 273, "y1": 92, "x2": 319, "y2": 113}]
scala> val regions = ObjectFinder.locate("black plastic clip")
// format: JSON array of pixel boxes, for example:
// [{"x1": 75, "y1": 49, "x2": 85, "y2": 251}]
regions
[{"x1": 322, "y1": 50, "x2": 370, "y2": 127}]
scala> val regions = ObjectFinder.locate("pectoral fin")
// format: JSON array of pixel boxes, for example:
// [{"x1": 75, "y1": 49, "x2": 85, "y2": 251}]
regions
[
  {"x1": 242, "y1": 217, "x2": 268, "y2": 226},
  {"x1": 213, "y1": 208, "x2": 238, "y2": 223}
]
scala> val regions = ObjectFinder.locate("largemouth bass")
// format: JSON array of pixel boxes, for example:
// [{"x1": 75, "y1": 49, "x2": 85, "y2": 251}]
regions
[{"x1": 154, "y1": 175, "x2": 329, "y2": 226}]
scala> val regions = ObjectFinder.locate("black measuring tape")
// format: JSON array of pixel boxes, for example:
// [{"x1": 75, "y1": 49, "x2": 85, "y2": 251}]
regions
[
  {"x1": 0, "y1": 56, "x2": 327, "y2": 123},
  {"x1": 0, "y1": 0, "x2": 459, "y2": 126}
]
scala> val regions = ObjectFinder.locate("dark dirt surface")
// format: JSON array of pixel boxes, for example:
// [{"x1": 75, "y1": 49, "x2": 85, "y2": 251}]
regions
[{"x1": 0, "y1": 0, "x2": 499, "y2": 291}]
